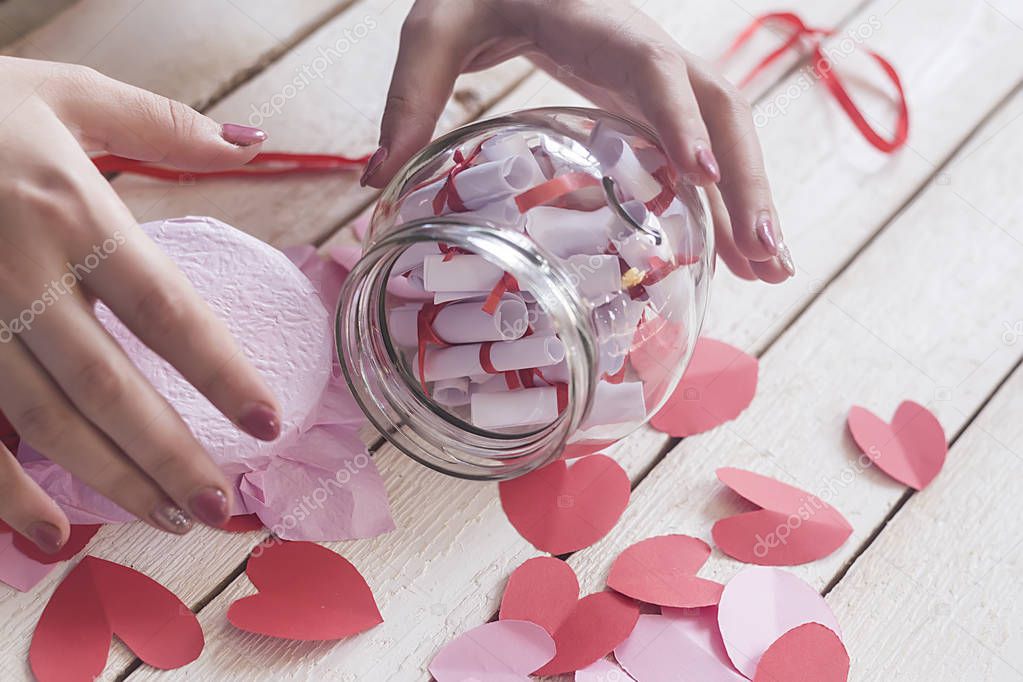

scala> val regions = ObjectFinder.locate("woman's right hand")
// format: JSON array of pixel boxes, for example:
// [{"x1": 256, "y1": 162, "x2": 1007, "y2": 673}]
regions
[{"x1": 0, "y1": 56, "x2": 280, "y2": 552}]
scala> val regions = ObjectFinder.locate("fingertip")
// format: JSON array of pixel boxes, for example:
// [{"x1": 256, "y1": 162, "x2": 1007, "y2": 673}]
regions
[
  {"x1": 27, "y1": 520, "x2": 66, "y2": 554},
  {"x1": 750, "y1": 258, "x2": 792, "y2": 284},
  {"x1": 221, "y1": 123, "x2": 268, "y2": 148},
  {"x1": 360, "y1": 146, "x2": 389, "y2": 188},
  {"x1": 239, "y1": 402, "x2": 281, "y2": 441}
]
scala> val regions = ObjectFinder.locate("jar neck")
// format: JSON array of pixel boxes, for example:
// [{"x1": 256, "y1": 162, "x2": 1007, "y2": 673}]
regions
[{"x1": 337, "y1": 218, "x2": 598, "y2": 480}]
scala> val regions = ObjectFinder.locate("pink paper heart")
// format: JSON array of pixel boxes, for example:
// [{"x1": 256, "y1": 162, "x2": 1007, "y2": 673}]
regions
[
  {"x1": 711, "y1": 468, "x2": 853, "y2": 566},
  {"x1": 227, "y1": 540, "x2": 382, "y2": 640},
  {"x1": 499, "y1": 557, "x2": 579, "y2": 634},
  {"x1": 847, "y1": 401, "x2": 946, "y2": 490},
  {"x1": 717, "y1": 566, "x2": 841, "y2": 679},
  {"x1": 753, "y1": 622, "x2": 850, "y2": 682},
  {"x1": 614, "y1": 608, "x2": 745, "y2": 682},
  {"x1": 576, "y1": 657, "x2": 635, "y2": 681},
  {"x1": 606, "y1": 534, "x2": 724, "y2": 607},
  {"x1": 650, "y1": 338, "x2": 758, "y2": 437},
  {"x1": 429, "y1": 620, "x2": 555, "y2": 682},
  {"x1": 499, "y1": 454, "x2": 630, "y2": 554}
]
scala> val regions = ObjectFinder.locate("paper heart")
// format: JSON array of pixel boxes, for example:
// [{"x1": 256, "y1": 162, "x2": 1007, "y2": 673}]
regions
[
  {"x1": 576, "y1": 657, "x2": 636, "y2": 681},
  {"x1": 847, "y1": 401, "x2": 946, "y2": 490},
  {"x1": 650, "y1": 338, "x2": 758, "y2": 437},
  {"x1": 499, "y1": 556, "x2": 580, "y2": 634},
  {"x1": 430, "y1": 620, "x2": 556, "y2": 682},
  {"x1": 499, "y1": 556, "x2": 641, "y2": 675},
  {"x1": 606, "y1": 534, "x2": 724, "y2": 607},
  {"x1": 0, "y1": 532, "x2": 56, "y2": 592},
  {"x1": 614, "y1": 608, "x2": 746, "y2": 682},
  {"x1": 753, "y1": 622, "x2": 850, "y2": 682},
  {"x1": 218, "y1": 514, "x2": 265, "y2": 533},
  {"x1": 227, "y1": 540, "x2": 381, "y2": 640},
  {"x1": 711, "y1": 468, "x2": 853, "y2": 566},
  {"x1": 30, "y1": 556, "x2": 203, "y2": 681},
  {"x1": 12, "y1": 524, "x2": 101, "y2": 564},
  {"x1": 499, "y1": 454, "x2": 630, "y2": 554},
  {"x1": 717, "y1": 566, "x2": 841, "y2": 679}
]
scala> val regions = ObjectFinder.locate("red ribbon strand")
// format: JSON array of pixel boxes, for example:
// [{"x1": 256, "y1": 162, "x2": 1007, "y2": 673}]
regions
[{"x1": 91, "y1": 152, "x2": 370, "y2": 180}]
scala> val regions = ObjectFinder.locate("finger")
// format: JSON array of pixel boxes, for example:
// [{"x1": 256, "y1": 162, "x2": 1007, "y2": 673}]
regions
[
  {"x1": 40, "y1": 63, "x2": 266, "y2": 170},
  {"x1": 15, "y1": 293, "x2": 233, "y2": 529},
  {"x1": 0, "y1": 338, "x2": 193, "y2": 535},
  {"x1": 0, "y1": 443, "x2": 69, "y2": 553},
  {"x1": 634, "y1": 48, "x2": 720, "y2": 185},
  {"x1": 688, "y1": 61, "x2": 785, "y2": 265},
  {"x1": 362, "y1": 11, "x2": 468, "y2": 188},
  {"x1": 81, "y1": 206, "x2": 282, "y2": 442},
  {"x1": 707, "y1": 184, "x2": 756, "y2": 280},
  {"x1": 750, "y1": 256, "x2": 793, "y2": 283}
]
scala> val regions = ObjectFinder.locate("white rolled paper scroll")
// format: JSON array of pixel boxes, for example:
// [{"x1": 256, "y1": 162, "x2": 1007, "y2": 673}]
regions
[
  {"x1": 392, "y1": 242, "x2": 441, "y2": 276},
  {"x1": 471, "y1": 386, "x2": 560, "y2": 430},
  {"x1": 537, "y1": 360, "x2": 569, "y2": 384},
  {"x1": 562, "y1": 254, "x2": 622, "y2": 300},
  {"x1": 589, "y1": 123, "x2": 663, "y2": 203},
  {"x1": 468, "y1": 196, "x2": 525, "y2": 228},
  {"x1": 434, "y1": 291, "x2": 485, "y2": 304},
  {"x1": 422, "y1": 254, "x2": 505, "y2": 293},
  {"x1": 479, "y1": 134, "x2": 547, "y2": 185},
  {"x1": 594, "y1": 294, "x2": 647, "y2": 376},
  {"x1": 450, "y1": 155, "x2": 536, "y2": 210},
  {"x1": 387, "y1": 296, "x2": 528, "y2": 346},
  {"x1": 580, "y1": 380, "x2": 647, "y2": 430},
  {"x1": 398, "y1": 180, "x2": 444, "y2": 222},
  {"x1": 525, "y1": 206, "x2": 613, "y2": 258},
  {"x1": 609, "y1": 201, "x2": 674, "y2": 271},
  {"x1": 432, "y1": 377, "x2": 471, "y2": 407},
  {"x1": 644, "y1": 267, "x2": 691, "y2": 323},
  {"x1": 423, "y1": 336, "x2": 565, "y2": 382}
]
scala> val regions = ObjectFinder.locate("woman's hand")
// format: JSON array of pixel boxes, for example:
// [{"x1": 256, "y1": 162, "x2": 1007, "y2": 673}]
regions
[
  {"x1": 363, "y1": 0, "x2": 793, "y2": 283},
  {"x1": 0, "y1": 56, "x2": 280, "y2": 552}
]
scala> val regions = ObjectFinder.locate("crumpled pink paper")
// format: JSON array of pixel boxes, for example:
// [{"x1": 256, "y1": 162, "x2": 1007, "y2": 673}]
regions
[{"x1": 12, "y1": 217, "x2": 392, "y2": 569}]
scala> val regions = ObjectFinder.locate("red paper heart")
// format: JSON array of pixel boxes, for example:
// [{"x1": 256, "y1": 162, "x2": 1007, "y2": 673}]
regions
[
  {"x1": 227, "y1": 540, "x2": 382, "y2": 640},
  {"x1": 847, "y1": 401, "x2": 946, "y2": 490},
  {"x1": 607, "y1": 534, "x2": 724, "y2": 607},
  {"x1": 499, "y1": 454, "x2": 630, "y2": 554},
  {"x1": 650, "y1": 338, "x2": 758, "y2": 437},
  {"x1": 218, "y1": 514, "x2": 265, "y2": 533},
  {"x1": 753, "y1": 622, "x2": 850, "y2": 682},
  {"x1": 499, "y1": 556, "x2": 579, "y2": 634},
  {"x1": 12, "y1": 524, "x2": 101, "y2": 564},
  {"x1": 712, "y1": 468, "x2": 853, "y2": 566},
  {"x1": 30, "y1": 556, "x2": 203, "y2": 681},
  {"x1": 499, "y1": 557, "x2": 640, "y2": 675}
]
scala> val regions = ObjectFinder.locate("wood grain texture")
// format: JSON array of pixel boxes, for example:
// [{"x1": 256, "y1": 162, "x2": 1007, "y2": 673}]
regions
[
  {"x1": 4, "y1": 0, "x2": 350, "y2": 108},
  {"x1": 0, "y1": 0, "x2": 75, "y2": 47},
  {"x1": 123, "y1": 1, "x2": 868, "y2": 680}
]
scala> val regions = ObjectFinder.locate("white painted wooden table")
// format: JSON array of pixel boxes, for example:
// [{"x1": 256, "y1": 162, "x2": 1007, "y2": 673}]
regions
[{"x1": 2, "y1": 1, "x2": 1022, "y2": 680}]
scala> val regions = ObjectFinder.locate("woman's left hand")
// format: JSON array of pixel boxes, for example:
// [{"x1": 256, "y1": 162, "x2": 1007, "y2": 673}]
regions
[{"x1": 361, "y1": 0, "x2": 794, "y2": 283}]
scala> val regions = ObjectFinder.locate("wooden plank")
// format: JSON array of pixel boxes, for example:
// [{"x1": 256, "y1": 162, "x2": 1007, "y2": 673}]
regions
[
  {"x1": 124, "y1": 2, "x2": 867, "y2": 680},
  {"x1": 0, "y1": 0, "x2": 75, "y2": 48},
  {"x1": 107, "y1": 0, "x2": 533, "y2": 248},
  {"x1": 4, "y1": 0, "x2": 350, "y2": 109},
  {"x1": 828, "y1": 361, "x2": 1023, "y2": 676},
  {"x1": 557, "y1": 0, "x2": 1023, "y2": 616}
]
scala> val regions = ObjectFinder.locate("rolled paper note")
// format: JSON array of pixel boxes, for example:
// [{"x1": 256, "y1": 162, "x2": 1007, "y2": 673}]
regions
[
  {"x1": 589, "y1": 123, "x2": 663, "y2": 203},
  {"x1": 422, "y1": 253, "x2": 505, "y2": 293},
  {"x1": 634, "y1": 144, "x2": 670, "y2": 174},
  {"x1": 392, "y1": 242, "x2": 441, "y2": 276},
  {"x1": 434, "y1": 291, "x2": 486, "y2": 304},
  {"x1": 388, "y1": 296, "x2": 528, "y2": 346},
  {"x1": 432, "y1": 377, "x2": 471, "y2": 407},
  {"x1": 423, "y1": 336, "x2": 565, "y2": 382},
  {"x1": 470, "y1": 374, "x2": 509, "y2": 394},
  {"x1": 538, "y1": 360, "x2": 570, "y2": 384},
  {"x1": 471, "y1": 386, "x2": 560, "y2": 430},
  {"x1": 525, "y1": 206, "x2": 613, "y2": 258},
  {"x1": 527, "y1": 303, "x2": 557, "y2": 335},
  {"x1": 610, "y1": 203, "x2": 675, "y2": 273},
  {"x1": 580, "y1": 380, "x2": 647, "y2": 430},
  {"x1": 479, "y1": 133, "x2": 547, "y2": 185},
  {"x1": 398, "y1": 179, "x2": 445, "y2": 222},
  {"x1": 594, "y1": 294, "x2": 647, "y2": 376},
  {"x1": 451, "y1": 155, "x2": 536, "y2": 210},
  {"x1": 644, "y1": 267, "x2": 691, "y2": 323},
  {"x1": 562, "y1": 254, "x2": 622, "y2": 300},
  {"x1": 468, "y1": 196, "x2": 526, "y2": 228}
]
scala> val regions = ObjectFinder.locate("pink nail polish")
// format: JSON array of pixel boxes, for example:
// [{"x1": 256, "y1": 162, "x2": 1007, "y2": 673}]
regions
[
  {"x1": 151, "y1": 502, "x2": 193, "y2": 534},
  {"x1": 28, "y1": 522, "x2": 64, "y2": 554},
  {"x1": 221, "y1": 123, "x2": 268, "y2": 147},
  {"x1": 777, "y1": 242, "x2": 796, "y2": 276},
  {"x1": 755, "y1": 211, "x2": 779, "y2": 256},
  {"x1": 239, "y1": 402, "x2": 280, "y2": 441},
  {"x1": 189, "y1": 487, "x2": 230, "y2": 527},
  {"x1": 360, "y1": 146, "x2": 388, "y2": 187},
  {"x1": 696, "y1": 147, "x2": 720, "y2": 182}
]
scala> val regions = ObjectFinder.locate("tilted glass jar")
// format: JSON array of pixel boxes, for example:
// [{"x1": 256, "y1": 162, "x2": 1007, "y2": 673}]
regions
[{"x1": 338, "y1": 107, "x2": 712, "y2": 480}]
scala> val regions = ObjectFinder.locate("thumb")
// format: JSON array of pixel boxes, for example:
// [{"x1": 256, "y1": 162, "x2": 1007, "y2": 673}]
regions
[
  {"x1": 47, "y1": 65, "x2": 266, "y2": 171},
  {"x1": 361, "y1": 18, "x2": 464, "y2": 188}
]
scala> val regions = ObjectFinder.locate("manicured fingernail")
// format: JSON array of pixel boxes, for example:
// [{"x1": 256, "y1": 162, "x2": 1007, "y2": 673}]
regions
[
  {"x1": 777, "y1": 242, "x2": 796, "y2": 276},
  {"x1": 151, "y1": 502, "x2": 193, "y2": 534},
  {"x1": 360, "y1": 146, "x2": 388, "y2": 187},
  {"x1": 239, "y1": 402, "x2": 280, "y2": 441},
  {"x1": 28, "y1": 522, "x2": 63, "y2": 554},
  {"x1": 755, "y1": 211, "x2": 779, "y2": 255},
  {"x1": 695, "y1": 146, "x2": 720, "y2": 183},
  {"x1": 221, "y1": 123, "x2": 268, "y2": 147},
  {"x1": 189, "y1": 487, "x2": 230, "y2": 527}
]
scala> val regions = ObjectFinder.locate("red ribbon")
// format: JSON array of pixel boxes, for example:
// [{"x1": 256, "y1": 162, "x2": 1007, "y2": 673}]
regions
[
  {"x1": 724, "y1": 12, "x2": 909, "y2": 153},
  {"x1": 514, "y1": 172, "x2": 602, "y2": 213},
  {"x1": 416, "y1": 302, "x2": 451, "y2": 391},
  {"x1": 91, "y1": 151, "x2": 370, "y2": 180},
  {"x1": 482, "y1": 272, "x2": 520, "y2": 315},
  {"x1": 645, "y1": 166, "x2": 677, "y2": 215},
  {"x1": 431, "y1": 142, "x2": 486, "y2": 215}
]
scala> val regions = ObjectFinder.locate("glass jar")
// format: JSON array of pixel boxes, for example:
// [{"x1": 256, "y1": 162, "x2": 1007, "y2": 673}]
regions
[{"x1": 338, "y1": 107, "x2": 712, "y2": 479}]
